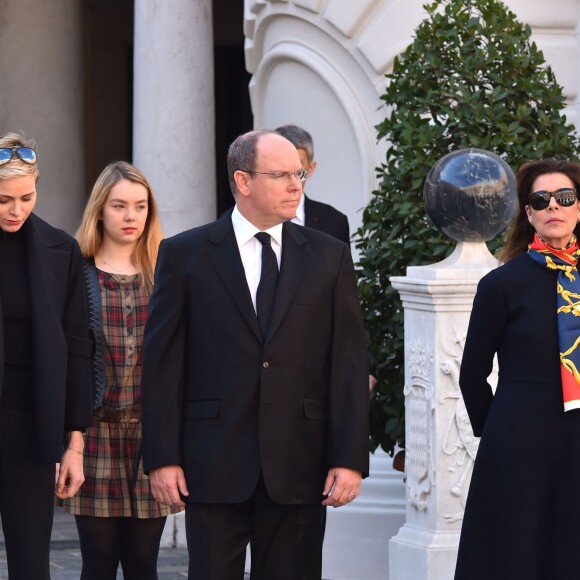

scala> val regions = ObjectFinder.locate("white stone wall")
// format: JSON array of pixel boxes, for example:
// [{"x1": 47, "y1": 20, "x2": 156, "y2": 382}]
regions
[
  {"x1": 509, "y1": 0, "x2": 580, "y2": 126},
  {"x1": 244, "y1": 0, "x2": 580, "y2": 256}
]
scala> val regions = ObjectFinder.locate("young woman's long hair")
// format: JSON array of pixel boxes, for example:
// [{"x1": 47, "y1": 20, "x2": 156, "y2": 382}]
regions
[
  {"x1": 500, "y1": 158, "x2": 580, "y2": 263},
  {"x1": 76, "y1": 161, "x2": 163, "y2": 292}
]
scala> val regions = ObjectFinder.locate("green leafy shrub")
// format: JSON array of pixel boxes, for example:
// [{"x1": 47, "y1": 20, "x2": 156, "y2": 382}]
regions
[{"x1": 356, "y1": 0, "x2": 580, "y2": 456}]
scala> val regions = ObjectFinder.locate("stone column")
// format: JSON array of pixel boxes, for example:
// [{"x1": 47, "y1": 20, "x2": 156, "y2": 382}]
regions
[
  {"x1": 0, "y1": 0, "x2": 85, "y2": 234},
  {"x1": 133, "y1": 0, "x2": 216, "y2": 237},
  {"x1": 134, "y1": 0, "x2": 215, "y2": 544},
  {"x1": 389, "y1": 242, "x2": 498, "y2": 580}
]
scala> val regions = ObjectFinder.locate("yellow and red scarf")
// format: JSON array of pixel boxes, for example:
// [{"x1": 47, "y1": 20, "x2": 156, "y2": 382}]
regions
[{"x1": 528, "y1": 233, "x2": 580, "y2": 411}]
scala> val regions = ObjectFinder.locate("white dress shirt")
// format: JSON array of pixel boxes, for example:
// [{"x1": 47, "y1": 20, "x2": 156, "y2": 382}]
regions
[
  {"x1": 291, "y1": 193, "x2": 305, "y2": 226},
  {"x1": 231, "y1": 205, "x2": 283, "y2": 313}
]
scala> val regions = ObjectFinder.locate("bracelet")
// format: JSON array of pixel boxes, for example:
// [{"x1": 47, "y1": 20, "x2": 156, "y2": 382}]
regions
[{"x1": 67, "y1": 446, "x2": 84, "y2": 456}]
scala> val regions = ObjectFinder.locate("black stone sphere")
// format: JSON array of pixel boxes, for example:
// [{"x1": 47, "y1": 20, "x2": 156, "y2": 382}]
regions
[{"x1": 423, "y1": 148, "x2": 517, "y2": 242}]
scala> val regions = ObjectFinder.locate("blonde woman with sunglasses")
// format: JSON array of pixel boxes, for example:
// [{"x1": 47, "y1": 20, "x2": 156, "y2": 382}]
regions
[
  {"x1": 0, "y1": 132, "x2": 92, "y2": 579},
  {"x1": 61, "y1": 161, "x2": 180, "y2": 580}
]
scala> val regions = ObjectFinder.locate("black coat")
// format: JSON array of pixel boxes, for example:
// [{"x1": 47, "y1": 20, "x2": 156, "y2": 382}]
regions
[
  {"x1": 0, "y1": 214, "x2": 93, "y2": 462},
  {"x1": 142, "y1": 215, "x2": 369, "y2": 504},
  {"x1": 456, "y1": 253, "x2": 580, "y2": 579},
  {"x1": 304, "y1": 196, "x2": 350, "y2": 244}
]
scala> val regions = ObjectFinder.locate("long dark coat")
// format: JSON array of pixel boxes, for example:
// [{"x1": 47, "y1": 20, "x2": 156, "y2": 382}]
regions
[
  {"x1": 304, "y1": 195, "x2": 350, "y2": 244},
  {"x1": 0, "y1": 214, "x2": 93, "y2": 462},
  {"x1": 456, "y1": 253, "x2": 580, "y2": 580}
]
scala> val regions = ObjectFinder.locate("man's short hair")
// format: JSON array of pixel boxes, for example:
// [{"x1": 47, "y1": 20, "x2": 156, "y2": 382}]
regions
[
  {"x1": 227, "y1": 129, "x2": 273, "y2": 196},
  {"x1": 274, "y1": 125, "x2": 314, "y2": 163}
]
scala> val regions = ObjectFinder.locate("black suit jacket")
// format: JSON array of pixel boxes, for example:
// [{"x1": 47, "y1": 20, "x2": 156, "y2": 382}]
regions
[
  {"x1": 0, "y1": 214, "x2": 93, "y2": 462},
  {"x1": 142, "y1": 214, "x2": 369, "y2": 505},
  {"x1": 304, "y1": 195, "x2": 350, "y2": 244}
]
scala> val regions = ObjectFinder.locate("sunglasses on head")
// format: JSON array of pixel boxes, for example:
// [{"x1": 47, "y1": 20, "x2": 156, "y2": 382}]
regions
[
  {"x1": 0, "y1": 147, "x2": 37, "y2": 167},
  {"x1": 528, "y1": 188, "x2": 578, "y2": 211}
]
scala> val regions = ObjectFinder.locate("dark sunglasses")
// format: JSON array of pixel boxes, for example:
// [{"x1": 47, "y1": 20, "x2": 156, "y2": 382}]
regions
[
  {"x1": 0, "y1": 147, "x2": 37, "y2": 166},
  {"x1": 528, "y1": 188, "x2": 578, "y2": 211}
]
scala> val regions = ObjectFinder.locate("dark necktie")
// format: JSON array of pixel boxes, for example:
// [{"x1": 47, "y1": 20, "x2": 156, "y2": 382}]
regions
[{"x1": 255, "y1": 232, "x2": 279, "y2": 337}]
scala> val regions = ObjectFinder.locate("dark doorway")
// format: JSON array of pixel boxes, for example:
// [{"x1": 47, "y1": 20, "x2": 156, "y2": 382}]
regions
[
  {"x1": 83, "y1": 0, "x2": 134, "y2": 193},
  {"x1": 213, "y1": 0, "x2": 253, "y2": 216}
]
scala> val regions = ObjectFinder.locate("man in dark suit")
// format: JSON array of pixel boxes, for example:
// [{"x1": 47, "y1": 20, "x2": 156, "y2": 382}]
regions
[
  {"x1": 141, "y1": 130, "x2": 369, "y2": 580},
  {"x1": 275, "y1": 124, "x2": 350, "y2": 244}
]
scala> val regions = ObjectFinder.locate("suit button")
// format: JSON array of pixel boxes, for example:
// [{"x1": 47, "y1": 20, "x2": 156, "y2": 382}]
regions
[{"x1": 262, "y1": 361, "x2": 270, "y2": 368}]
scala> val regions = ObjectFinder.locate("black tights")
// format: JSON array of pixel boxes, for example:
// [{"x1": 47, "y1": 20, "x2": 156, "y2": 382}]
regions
[{"x1": 75, "y1": 515, "x2": 167, "y2": 580}]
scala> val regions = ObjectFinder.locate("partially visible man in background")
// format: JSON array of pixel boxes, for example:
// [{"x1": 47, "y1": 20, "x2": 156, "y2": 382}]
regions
[
  {"x1": 275, "y1": 124, "x2": 377, "y2": 396},
  {"x1": 275, "y1": 124, "x2": 350, "y2": 245}
]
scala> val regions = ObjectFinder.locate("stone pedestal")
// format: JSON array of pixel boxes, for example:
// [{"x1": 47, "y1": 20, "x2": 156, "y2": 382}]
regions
[
  {"x1": 160, "y1": 511, "x2": 186, "y2": 549},
  {"x1": 389, "y1": 242, "x2": 498, "y2": 580},
  {"x1": 322, "y1": 450, "x2": 405, "y2": 580}
]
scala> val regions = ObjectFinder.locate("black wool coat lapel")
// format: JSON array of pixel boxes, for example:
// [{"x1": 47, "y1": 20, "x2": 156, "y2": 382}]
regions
[
  {"x1": 267, "y1": 222, "x2": 309, "y2": 342},
  {"x1": 206, "y1": 214, "x2": 262, "y2": 342}
]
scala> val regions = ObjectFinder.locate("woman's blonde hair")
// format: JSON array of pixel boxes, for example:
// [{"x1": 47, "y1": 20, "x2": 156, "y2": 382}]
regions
[
  {"x1": 76, "y1": 161, "x2": 162, "y2": 292},
  {"x1": 0, "y1": 132, "x2": 39, "y2": 181}
]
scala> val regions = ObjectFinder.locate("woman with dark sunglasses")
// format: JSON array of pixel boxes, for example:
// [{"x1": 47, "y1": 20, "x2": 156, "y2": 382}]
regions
[
  {"x1": 455, "y1": 158, "x2": 580, "y2": 580},
  {"x1": 0, "y1": 131, "x2": 92, "y2": 579},
  {"x1": 61, "y1": 161, "x2": 181, "y2": 579}
]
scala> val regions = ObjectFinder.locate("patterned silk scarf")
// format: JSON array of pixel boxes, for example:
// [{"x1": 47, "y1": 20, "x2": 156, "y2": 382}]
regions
[{"x1": 528, "y1": 233, "x2": 580, "y2": 411}]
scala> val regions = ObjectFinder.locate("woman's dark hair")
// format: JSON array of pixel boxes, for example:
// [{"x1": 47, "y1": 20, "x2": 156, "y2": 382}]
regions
[{"x1": 500, "y1": 158, "x2": 580, "y2": 262}]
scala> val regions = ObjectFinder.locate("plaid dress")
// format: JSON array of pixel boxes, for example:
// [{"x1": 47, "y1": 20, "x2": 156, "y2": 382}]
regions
[{"x1": 63, "y1": 270, "x2": 180, "y2": 518}]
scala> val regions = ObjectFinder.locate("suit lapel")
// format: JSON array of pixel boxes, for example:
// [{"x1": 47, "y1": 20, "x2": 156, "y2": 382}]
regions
[
  {"x1": 25, "y1": 215, "x2": 61, "y2": 364},
  {"x1": 21, "y1": 215, "x2": 69, "y2": 413},
  {"x1": 206, "y1": 215, "x2": 262, "y2": 342},
  {"x1": 267, "y1": 222, "x2": 309, "y2": 341},
  {"x1": 304, "y1": 195, "x2": 316, "y2": 229}
]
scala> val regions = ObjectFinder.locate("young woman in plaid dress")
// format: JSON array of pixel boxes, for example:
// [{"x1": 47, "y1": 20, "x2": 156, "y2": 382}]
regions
[{"x1": 62, "y1": 162, "x2": 181, "y2": 579}]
